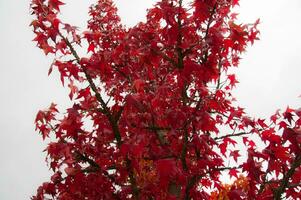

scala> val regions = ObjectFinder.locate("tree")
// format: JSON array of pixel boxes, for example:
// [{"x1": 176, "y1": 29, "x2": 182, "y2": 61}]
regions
[{"x1": 30, "y1": 0, "x2": 301, "y2": 199}]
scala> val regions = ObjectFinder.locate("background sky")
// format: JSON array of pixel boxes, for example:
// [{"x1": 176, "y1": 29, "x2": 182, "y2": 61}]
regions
[{"x1": 0, "y1": 0, "x2": 301, "y2": 199}]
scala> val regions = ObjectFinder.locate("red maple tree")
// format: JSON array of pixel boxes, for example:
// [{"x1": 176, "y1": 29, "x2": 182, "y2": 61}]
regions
[{"x1": 30, "y1": 0, "x2": 301, "y2": 199}]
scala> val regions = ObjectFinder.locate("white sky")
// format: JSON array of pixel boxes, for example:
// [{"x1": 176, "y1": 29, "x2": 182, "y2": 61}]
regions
[{"x1": 0, "y1": 0, "x2": 300, "y2": 199}]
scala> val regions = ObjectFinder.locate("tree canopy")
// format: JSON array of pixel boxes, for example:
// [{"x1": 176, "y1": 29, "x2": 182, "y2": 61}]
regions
[{"x1": 30, "y1": 0, "x2": 301, "y2": 199}]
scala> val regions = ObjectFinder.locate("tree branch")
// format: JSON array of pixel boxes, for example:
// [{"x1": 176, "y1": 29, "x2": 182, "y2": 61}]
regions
[
  {"x1": 181, "y1": 125, "x2": 189, "y2": 171},
  {"x1": 214, "y1": 131, "x2": 254, "y2": 140}
]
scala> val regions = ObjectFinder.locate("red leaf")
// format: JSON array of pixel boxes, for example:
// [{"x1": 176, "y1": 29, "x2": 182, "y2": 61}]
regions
[
  {"x1": 232, "y1": 0, "x2": 240, "y2": 6},
  {"x1": 133, "y1": 79, "x2": 145, "y2": 93},
  {"x1": 42, "y1": 182, "x2": 56, "y2": 195},
  {"x1": 64, "y1": 167, "x2": 79, "y2": 176},
  {"x1": 48, "y1": 0, "x2": 65, "y2": 11},
  {"x1": 230, "y1": 150, "x2": 240, "y2": 162},
  {"x1": 270, "y1": 109, "x2": 280, "y2": 123},
  {"x1": 261, "y1": 129, "x2": 274, "y2": 142},
  {"x1": 278, "y1": 121, "x2": 287, "y2": 129},
  {"x1": 257, "y1": 118, "x2": 267, "y2": 128},
  {"x1": 35, "y1": 110, "x2": 45, "y2": 123},
  {"x1": 248, "y1": 30, "x2": 259, "y2": 45},
  {"x1": 87, "y1": 43, "x2": 96, "y2": 53},
  {"x1": 219, "y1": 142, "x2": 227, "y2": 156},
  {"x1": 68, "y1": 81, "x2": 78, "y2": 100},
  {"x1": 227, "y1": 74, "x2": 239, "y2": 88},
  {"x1": 224, "y1": 137, "x2": 237, "y2": 146},
  {"x1": 229, "y1": 168, "x2": 239, "y2": 178},
  {"x1": 283, "y1": 107, "x2": 294, "y2": 124}
]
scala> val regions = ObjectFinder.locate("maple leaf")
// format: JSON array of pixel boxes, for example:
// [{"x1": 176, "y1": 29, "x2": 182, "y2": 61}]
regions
[
  {"x1": 38, "y1": 124, "x2": 51, "y2": 140},
  {"x1": 283, "y1": 107, "x2": 294, "y2": 124},
  {"x1": 261, "y1": 129, "x2": 274, "y2": 142},
  {"x1": 227, "y1": 74, "x2": 239, "y2": 88},
  {"x1": 35, "y1": 110, "x2": 45, "y2": 123},
  {"x1": 64, "y1": 167, "x2": 79, "y2": 176},
  {"x1": 248, "y1": 140, "x2": 255, "y2": 149},
  {"x1": 278, "y1": 121, "x2": 288, "y2": 129},
  {"x1": 273, "y1": 146, "x2": 290, "y2": 161},
  {"x1": 68, "y1": 80, "x2": 78, "y2": 100},
  {"x1": 229, "y1": 168, "x2": 239, "y2": 179},
  {"x1": 63, "y1": 23, "x2": 78, "y2": 33},
  {"x1": 295, "y1": 107, "x2": 301, "y2": 117},
  {"x1": 257, "y1": 118, "x2": 268, "y2": 128},
  {"x1": 219, "y1": 142, "x2": 227, "y2": 156},
  {"x1": 248, "y1": 30, "x2": 259, "y2": 45},
  {"x1": 87, "y1": 43, "x2": 96, "y2": 53},
  {"x1": 224, "y1": 137, "x2": 237, "y2": 146},
  {"x1": 49, "y1": 103, "x2": 58, "y2": 113},
  {"x1": 230, "y1": 13, "x2": 239, "y2": 20},
  {"x1": 76, "y1": 88, "x2": 91, "y2": 100},
  {"x1": 242, "y1": 137, "x2": 255, "y2": 148},
  {"x1": 48, "y1": 0, "x2": 65, "y2": 11},
  {"x1": 270, "y1": 109, "x2": 280, "y2": 123},
  {"x1": 232, "y1": 0, "x2": 240, "y2": 6},
  {"x1": 230, "y1": 150, "x2": 240, "y2": 162}
]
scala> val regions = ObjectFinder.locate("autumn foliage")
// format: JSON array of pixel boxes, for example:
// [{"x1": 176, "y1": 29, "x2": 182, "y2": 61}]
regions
[{"x1": 30, "y1": 0, "x2": 301, "y2": 199}]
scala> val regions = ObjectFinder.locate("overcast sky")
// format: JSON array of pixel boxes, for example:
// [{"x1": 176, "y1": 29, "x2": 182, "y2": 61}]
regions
[{"x1": 0, "y1": 0, "x2": 301, "y2": 199}]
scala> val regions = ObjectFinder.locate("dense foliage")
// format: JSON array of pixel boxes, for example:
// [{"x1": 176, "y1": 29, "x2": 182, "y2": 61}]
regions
[{"x1": 30, "y1": 0, "x2": 301, "y2": 199}]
